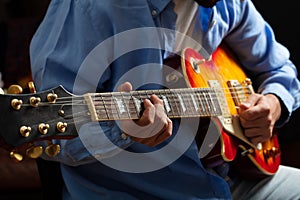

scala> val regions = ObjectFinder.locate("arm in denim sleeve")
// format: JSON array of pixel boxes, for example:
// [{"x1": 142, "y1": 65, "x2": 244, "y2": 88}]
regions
[
  {"x1": 223, "y1": 0, "x2": 300, "y2": 126},
  {"x1": 29, "y1": 2, "x2": 139, "y2": 165},
  {"x1": 35, "y1": 121, "x2": 133, "y2": 166}
]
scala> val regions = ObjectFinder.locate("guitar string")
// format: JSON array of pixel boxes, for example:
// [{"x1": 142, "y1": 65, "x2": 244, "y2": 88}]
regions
[
  {"x1": 15, "y1": 86, "x2": 250, "y2": 123},
  {"x1": 19, "y1": 87, "x2": 249, "y2": 113},
  {"x1": 19, "y1": 85, "x2": 251, "y2": 107}
]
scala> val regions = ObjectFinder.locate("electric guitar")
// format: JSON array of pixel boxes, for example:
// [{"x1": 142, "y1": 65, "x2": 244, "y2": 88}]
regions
[{"x1": 0, "y1": 43, "x2": 280, "y2": 180}]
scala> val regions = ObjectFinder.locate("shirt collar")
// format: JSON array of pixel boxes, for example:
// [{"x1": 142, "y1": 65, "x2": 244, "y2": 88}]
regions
[{"x1": 147, "y1": 0, "x2": 172, "y2": 15}]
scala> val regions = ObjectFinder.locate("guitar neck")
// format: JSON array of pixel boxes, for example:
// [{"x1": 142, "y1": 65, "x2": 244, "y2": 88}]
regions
[{"x1": 83, "y1": 87, "x2": 223, "y2": 122}]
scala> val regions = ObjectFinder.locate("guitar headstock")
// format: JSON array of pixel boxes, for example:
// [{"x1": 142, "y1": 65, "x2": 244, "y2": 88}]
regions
[{"x1": 0, "y1": 82, "x2": 84, "y2": 161}]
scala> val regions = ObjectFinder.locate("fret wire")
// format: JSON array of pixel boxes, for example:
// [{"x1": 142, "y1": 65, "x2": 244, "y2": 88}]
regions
[
  {"x1": 207, "y1": 91, "x2": 217, "y2": 115},
  {"x1": 129, "y1": 92, "x2": 140, "y2": 119},
  {"x1": 160, "y1": 89, "x2": 174, "y2": 117},
  {"x1": 93, "y1": 103, "x2": 107, "y2": 119},
  {"x1": 113, "y1": 92, "x2": 124, "y2": 120},
  {"x1": 173, "y1": 89, "x2": 182, "y2": 117},
  {"x1": 97, "y1": 94, "x2": 109, "y2": 120},
  {"x1": 129, "y1": 91, "x2": 139, "y2": 118},
  {"x1": 121, "y1": 94, "x2": 137, "y2": 119},
  {"x1": 101, "y1": 93, "x2": 120, "y2": 120},
  {"x1": 176, "y1": 90, "x2": 186, "y2": 116},
  {"x1": 189, "y1": 89, "x2": 200, "y2": 116},
  {"x1": 179, "y1": 89, "x2": 190, "y2": 117},
  {"x1": 209, "y1": 88, "x2": 222, "y2": 116},
  {"x1": 210, "y1": 91, "x2": 219, "y2": 115},
  {"x1": 203, "y1": 90, "x2": 211, "y2": 114},
  {"x1": 184, "y1": 89, "x2": 196, "y2": 117},
  {"x1": 173, "y1": 91, "x2": 181, "y2": 116},
  {"x1": 204, "y1": 91, "x2": 211, "y2": 114},
  {"x1": 179, "y1": 89, "x2": 188, "y2": 117},
  {"x1": 195, "y1": 89, "x2": 204, "y2": 115},
  {"x1": 191, "y1": 89, "x2": 199, "y2": 116},
  {"x1": 119, "y1": 92, "x2": 132, "y2": 119},
  {"x1": 169, "y1": 89, "x2": 179, "y2": 117},
  {"x1": 162, "y1": 89, "x2": 175, "y2": 118},
  {"x1": 204, "y1": 89, "x2": 212, "y2": 116},
  {"x1": 158, "y1": 89, "x2": 179, "y2": 117},
  {"x1": 161, "y1": 89, "x2": 177, "y2": 118},
  {"x1": 196, "y1": 89, "x2": 207, "y2": 116}
]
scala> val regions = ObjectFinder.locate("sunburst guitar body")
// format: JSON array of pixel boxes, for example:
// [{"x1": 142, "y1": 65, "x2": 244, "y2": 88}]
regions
[{"x1": 180, "y1": 43, "x2": 281, "y2": 179}]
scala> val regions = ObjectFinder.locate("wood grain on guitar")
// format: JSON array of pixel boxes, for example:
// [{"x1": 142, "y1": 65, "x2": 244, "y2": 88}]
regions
[{"x1": 0, "y1": 43, "x2": 280, "y2": 180}]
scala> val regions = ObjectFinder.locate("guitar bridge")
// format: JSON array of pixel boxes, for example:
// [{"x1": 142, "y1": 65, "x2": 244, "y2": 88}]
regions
[{"x1": 227, "y1": 78, "x2": 253, "y2": 108}]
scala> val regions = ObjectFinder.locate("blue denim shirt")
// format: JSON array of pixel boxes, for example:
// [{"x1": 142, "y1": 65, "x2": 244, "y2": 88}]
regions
[{"x1": 30, "y1": 0, "x2": 300, "y2": 199}]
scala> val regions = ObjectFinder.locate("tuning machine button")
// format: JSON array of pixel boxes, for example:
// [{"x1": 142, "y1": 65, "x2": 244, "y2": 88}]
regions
[
  {"x1": 45, "y1": 142, "x2": 61, "y2": 157},
  {"x1": 47, "y1": 93, "x2": 58, "y2": 103},
  {"x1": 57, "y1": 122, "x2": 67, "y2": 133},
  {"x1": 7, "y1": 84, "x2": 23, "y2": 94},
  {"x1": 38, "y1": 123, "x2": 50, "y2": 135},
  {"x1": 9, "y1": 151, "x2": 23, "y2": 162},
  {"x1": 30, "y1": 96, "x2": 41, "y2": 107},
  {"x1": 28, "y1": 81, "x2": 36, "y2": 93},
  {"x1": 11, "y1": 99, "x2": 23, "y2": 110},
  {"x1": 26, "y1": 145, "x2": 43, "y2": 159},
  {"x1": 20, "y1": 126, "x2": 32, "y2": 137}
]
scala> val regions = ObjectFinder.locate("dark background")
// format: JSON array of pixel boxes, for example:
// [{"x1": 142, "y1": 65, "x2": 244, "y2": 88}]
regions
[
  {"x1": 253, "y1": 0, "x2": 300, "y2": 78},
  {"x1": 0, "y1": 0, "x2": 299, "y2": 199},
  {"x1": 252, "y1": 0, "x2": 300, "y2": 173}
]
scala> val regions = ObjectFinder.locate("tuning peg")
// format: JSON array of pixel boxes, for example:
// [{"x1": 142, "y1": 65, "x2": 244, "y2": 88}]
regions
[
  {"x1": 11, "y1": 98, "x2": 23, "y2": 110},
  {"x1": 9, "y1": 151, "x2": 23, "y2": 162},
  {"x1": 7, "y1": 84, "x2": 23, "y2": 94},
  {"x1": 47, "y1": 93, "x2": 58, "y2": 103},
  {"x1": 45, "y1": 142, "x2": 61, "y2": 157},
  {"x1": 20, "y1": 126, "x2": 32, "y2": 137},
  {"x1": 38, "y1": 123, "x2": 50, "y2": 135},
  {"x1": 56, "y1": 122, "x2": 67, "y2": 133},
  {"x1": 30, "y1": 96, "x2": 41, "y2": 107},
  {"x1": 26, "y1": 145, "x2": 43, "y2": 159}
]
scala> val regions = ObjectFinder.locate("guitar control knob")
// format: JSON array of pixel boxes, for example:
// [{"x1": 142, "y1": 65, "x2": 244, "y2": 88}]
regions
[
  {"x1": 56, "y1": 122, "x2": 67, "y2": 133},
  {"x1": 11, "y1": 99, "x2": 23, "y2": 110},
  {"x1": 20, "y1": 126, "x2": 32, "y2": 137},
  {"x1": 26, "y1": 145, "x2": 43, "y2": 159},
  {"x1": 166, "y1": 73, "x2": 179, "y2": 83},
  {"x1": 45, "y1": 143, "x2": 61, "y2": 157},
  {"x1": 9, "y1": 151, "x2": 23, "y2": 162},
  {"x1": 38, "y1": 123, "x2": 50, "y2": 135},
  {"x1": 30, "y1": 97, "x2": 41, "y2": 107},
  {"x1": 47, "y1": 93, "x2": 58, "y2": 103}
]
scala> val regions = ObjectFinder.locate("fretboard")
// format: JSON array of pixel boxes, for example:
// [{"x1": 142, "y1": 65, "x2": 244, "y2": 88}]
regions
[{"x1": 84, "y1": 87, "x2": 223, "y2": 121}]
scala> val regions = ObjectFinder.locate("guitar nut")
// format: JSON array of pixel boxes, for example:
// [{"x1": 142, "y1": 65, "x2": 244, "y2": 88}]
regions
[{"x1": 166, "y1": 73, "x2": 179, "y2": 83}]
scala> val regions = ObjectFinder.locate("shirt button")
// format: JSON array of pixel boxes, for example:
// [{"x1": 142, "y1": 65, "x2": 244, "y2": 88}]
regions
[
  {"x1": 121, "y1": 133, "x2": 128, "y2": 140},
  {"x1": 209, "y1": 19, "x2": 217, "y2": 29},
  {"x1": 151, "y1": 9, "x2": 157, "y2": 16}
]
